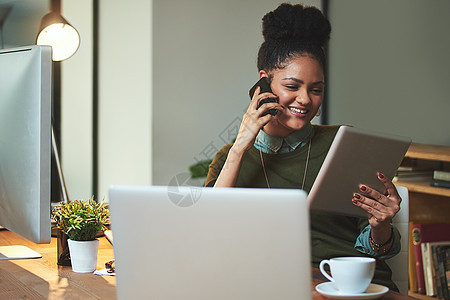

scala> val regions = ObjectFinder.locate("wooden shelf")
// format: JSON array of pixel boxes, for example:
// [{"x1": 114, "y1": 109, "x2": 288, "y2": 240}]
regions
[
  {"x1": 394, "y1": 180, "x2": 450, "y2": 198},
  {"x1": 402, "y1": 142, "x2": 450, "y2": 298},
  {"x1": 406, "y1": 143, "x2": 450, "y2": 162},
  {"x1": 408, "y1": 291, "x2": 443, "y2": 299},
  {"x1": 397, "y1": 142, "x2": 450, "y2": 197}
]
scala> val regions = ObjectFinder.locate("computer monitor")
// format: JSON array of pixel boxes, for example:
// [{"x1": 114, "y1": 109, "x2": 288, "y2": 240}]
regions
[{"x1": 0, "y1": 45, "x2": 52, "y2": 259}]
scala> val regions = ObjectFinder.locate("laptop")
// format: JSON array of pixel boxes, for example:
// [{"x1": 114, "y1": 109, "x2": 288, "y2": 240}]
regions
[
  {"x1": 308, "y1": 126, "x2": 411, "y2": 218},
  {"x1": 109, "y1": 185, "x2": 311, "y2": 300}
]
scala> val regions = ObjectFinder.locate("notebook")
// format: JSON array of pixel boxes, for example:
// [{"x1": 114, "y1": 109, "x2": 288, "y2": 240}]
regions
[
  {"x1": 109, "y1": 185, "x2": 311, "y2": 300},
  {"x1": 308, "y1": 126, "x2": 411, "y2": 218}
]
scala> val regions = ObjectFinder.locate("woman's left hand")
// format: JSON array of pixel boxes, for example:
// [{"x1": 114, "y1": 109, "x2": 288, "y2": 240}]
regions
[{"x1": 352, "y1": 172, "x2": 401, "y2": 229}]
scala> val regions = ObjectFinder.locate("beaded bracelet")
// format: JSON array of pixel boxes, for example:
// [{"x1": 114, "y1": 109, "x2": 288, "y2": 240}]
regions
[{"x1": 369, "y1": 227, "x2": 394, "y2": 254}]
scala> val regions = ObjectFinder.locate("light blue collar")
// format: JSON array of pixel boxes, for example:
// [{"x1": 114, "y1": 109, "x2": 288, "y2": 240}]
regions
[{"x1": 254, "y1": 124, "x2": 313, "y2": 154}]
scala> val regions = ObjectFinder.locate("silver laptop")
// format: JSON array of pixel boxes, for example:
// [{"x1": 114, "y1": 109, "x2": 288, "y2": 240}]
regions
[
  {"x1": 109, "y1": 186, "x2": 311, "y2": 300},
  {"x1": 308, "y1": 126, "x2": 411, "y2": 218}
]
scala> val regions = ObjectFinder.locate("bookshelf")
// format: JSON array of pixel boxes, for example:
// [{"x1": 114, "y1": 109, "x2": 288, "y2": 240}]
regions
[{"x1": 394, "y1": 143, "x2": 450, "y2": 299}]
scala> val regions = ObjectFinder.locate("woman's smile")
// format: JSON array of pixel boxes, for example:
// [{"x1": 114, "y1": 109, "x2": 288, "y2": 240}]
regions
[{"x1": 287, "y1": 106, "x2": 309, "y2": 116}]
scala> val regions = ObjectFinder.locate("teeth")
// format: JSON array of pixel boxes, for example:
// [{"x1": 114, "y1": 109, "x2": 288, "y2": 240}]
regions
[{"x1": 289, "y1": 107, "x2": 308, "y2": 114}]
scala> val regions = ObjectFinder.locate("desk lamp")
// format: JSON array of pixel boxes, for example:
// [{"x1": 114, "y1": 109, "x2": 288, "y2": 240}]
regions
[{"x1": 36, "y1": 11, "x2": 80, "y2": 61}]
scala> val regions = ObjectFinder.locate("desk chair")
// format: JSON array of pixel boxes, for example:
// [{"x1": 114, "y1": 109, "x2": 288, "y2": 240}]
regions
[{"x1": 385, "y1": 186, "x2": 409, "y2": 294}]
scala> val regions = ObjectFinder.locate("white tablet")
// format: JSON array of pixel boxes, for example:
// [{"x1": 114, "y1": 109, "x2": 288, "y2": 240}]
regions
[{"x1": 308, "y1": 126, "x2": 411, "y2": 218}]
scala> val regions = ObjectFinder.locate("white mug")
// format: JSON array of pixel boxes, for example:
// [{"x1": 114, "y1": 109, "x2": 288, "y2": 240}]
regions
[{"x1": 319, "y1": 257, "x2": 375, "y2": 294}]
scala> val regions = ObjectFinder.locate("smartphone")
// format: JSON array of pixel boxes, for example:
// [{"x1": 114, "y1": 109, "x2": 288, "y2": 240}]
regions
[{"x1": 248, "y1": 77, "x2": 278, "y2": 116}]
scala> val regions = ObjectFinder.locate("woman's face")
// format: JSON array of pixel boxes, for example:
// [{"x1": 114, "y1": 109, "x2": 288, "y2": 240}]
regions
[{"x1": 261, "y1": 55, "x2": 324, "y2": 137}]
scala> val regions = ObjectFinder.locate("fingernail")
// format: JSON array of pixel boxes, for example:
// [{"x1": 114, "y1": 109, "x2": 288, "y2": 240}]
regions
[
  {"x1": 360, "y1": 185, "x2": 368, "y2": 192},
  {"x1": 352, "y1": 199, "x2": 358, "y2": 205},
  {"x1": 378, "y1": 172, "x2": 385, "y2": 179},
  {"x1": 353, "y1": 193, "x2": 361, "y2": 200}
]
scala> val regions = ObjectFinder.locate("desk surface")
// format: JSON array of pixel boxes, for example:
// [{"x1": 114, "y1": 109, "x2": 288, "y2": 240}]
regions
[
  {"x1": 0, "y1": 229, "x2": 116, "y2": 299},
  {"x1": 0, "y1": 230, "x2": 415, "y2": 299}
]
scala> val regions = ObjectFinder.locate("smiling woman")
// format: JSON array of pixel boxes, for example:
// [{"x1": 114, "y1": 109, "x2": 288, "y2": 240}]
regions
[
  {"x1": 205, "y1": 2, "x2": 404, "y2": 292},
  {"x1": 207, "y1": 3, "x2": 331, "y2": 188}
]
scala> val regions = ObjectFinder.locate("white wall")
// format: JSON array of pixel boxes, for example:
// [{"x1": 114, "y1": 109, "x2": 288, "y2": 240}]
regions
[
  {"x1": 152, "y1": 0, "x2": 321, "y2": 185},
  {"x1": 61, "y1": 0, "x2": 93, "y2": 201},
  {"x1": 98, "y1": 0, "x2": 152, "y2": 199},
  {"x1": 327, "y1": 0, "x2": 450, "y2": 146}
]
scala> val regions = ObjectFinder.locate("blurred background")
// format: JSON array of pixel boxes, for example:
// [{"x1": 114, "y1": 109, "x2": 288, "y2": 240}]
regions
[{"x1": 1, "y1": 0, "x2": 448, "y2": 200}]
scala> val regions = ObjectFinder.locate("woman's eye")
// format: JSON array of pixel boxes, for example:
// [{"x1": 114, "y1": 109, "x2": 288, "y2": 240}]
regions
[
  {"x1": 311, "y1": 88, "x2": 324, "y2": 95},
  {"x1": 285, "y1": 85, "x2": 298, "y2": 90}
]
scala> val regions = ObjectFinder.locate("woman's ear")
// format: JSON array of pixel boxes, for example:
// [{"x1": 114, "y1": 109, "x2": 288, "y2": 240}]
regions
[{"x1": 259, "y1": 70, "x2": 269, "y2": 80}]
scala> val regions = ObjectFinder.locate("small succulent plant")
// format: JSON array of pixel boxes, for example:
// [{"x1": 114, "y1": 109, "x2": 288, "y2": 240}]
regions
[{"x1": 53, "y1": 196, "x2": 109, "y2": 241}]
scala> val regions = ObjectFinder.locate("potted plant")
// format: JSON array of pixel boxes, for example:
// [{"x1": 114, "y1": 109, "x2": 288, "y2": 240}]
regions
[
  {"x1": 53, "y1": 196, "x2": 109, "y2": 273},
  {"x1": 188, "y1": 159, "x2": 212, "y2": 186}
]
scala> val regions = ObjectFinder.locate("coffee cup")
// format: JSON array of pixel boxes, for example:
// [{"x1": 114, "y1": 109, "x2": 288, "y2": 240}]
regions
[{"x1": 319, "y1": 257, "x2": 375, "y2": 294}]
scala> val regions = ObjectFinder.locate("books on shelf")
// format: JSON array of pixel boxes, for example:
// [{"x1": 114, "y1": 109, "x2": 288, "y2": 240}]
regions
[
  {"x1": 421, "y1": 241, "x2": 450, "y2": 297},
  {"x1": 430, "y1": 170, "x2": 450, "y2": 189},
  {"x1": 434, "y1": 170, "x2": 450, "y2": 182},
  {"x1": 436, "y1": 245, "x2": 450, "y2": 299},
  {"x1": 394, "y1": 167, "x2": 450, "y2": 191},
  {"x1": 408, "y1": 222, "x2": 418, "y2": 292},
  {"x1": 394, "y1": 167, "x2": 433, "y2": 182},
  {"x1": 411, "y1": 222, "x2": 450, "y2": 295},
  {"x1": 430, "y1": 180, "x2": 450, "y2": 189},
  {"x1": 446, "y1": 248, "x2": 450, "y2": 298}
]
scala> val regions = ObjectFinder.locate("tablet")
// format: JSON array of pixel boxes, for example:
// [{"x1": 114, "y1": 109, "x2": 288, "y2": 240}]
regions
[{"x1": 308, "y1": 126, "x2": 411, "y2": 218}]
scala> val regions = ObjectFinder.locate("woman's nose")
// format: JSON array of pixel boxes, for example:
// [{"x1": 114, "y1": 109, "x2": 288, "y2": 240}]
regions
[{"x1": 295, "y1": 90, "x2": 311, "y2": 105}]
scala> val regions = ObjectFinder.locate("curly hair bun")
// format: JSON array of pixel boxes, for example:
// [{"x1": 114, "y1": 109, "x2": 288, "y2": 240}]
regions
[{"x1": 262, "y1": 3, "x2": 330, "y2": 47}]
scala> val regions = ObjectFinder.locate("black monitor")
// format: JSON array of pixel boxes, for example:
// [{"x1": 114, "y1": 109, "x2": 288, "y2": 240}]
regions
[{"x1": 0, "y1": 45, "x2": 52, "y2": 259}]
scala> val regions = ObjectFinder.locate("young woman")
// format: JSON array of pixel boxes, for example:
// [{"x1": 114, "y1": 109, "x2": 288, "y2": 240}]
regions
[{"x1": 205, "y1": 3, "x2": 402, "y2": 291}]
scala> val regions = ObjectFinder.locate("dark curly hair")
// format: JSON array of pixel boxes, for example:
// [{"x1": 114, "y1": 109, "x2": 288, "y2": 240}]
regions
[{"x1": 257, "y1": 3, "x2": 331, "y2": 73}]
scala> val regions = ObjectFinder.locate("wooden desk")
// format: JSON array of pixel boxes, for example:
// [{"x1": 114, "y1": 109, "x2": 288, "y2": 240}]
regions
[
  {"x1": 0, "y1": 230, "x2": 116, "y2": 299},
  {"x1": 1, "y1": 230, "x2": 416, "y2": 299}
]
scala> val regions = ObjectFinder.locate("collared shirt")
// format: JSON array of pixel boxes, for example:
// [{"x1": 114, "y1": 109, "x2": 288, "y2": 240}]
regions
[{"x1": 254, "y1": 123, "x2": 313, "y2": 154}]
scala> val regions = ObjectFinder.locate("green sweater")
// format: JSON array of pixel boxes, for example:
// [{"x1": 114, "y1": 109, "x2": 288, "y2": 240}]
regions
[{"x1": 205, "y1": 125, "x2": 396, "y2": 290}]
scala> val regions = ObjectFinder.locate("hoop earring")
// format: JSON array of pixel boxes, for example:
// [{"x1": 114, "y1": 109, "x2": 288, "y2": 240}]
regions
[{"x1": 316, "y1": 108, "x2": 321, "y2": 117}]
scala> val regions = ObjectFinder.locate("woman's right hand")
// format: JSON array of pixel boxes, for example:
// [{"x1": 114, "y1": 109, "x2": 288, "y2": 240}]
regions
[
  {"x1": 232, "y1": 86, "x2": 283, "y2": 155},
  {"x1": 213, "y1": 86, "x2": 283, "y2": 187}
]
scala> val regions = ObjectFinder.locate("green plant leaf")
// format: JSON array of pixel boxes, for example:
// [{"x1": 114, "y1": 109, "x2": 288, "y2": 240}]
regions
[
  {"x1": 189, "y1": 160, "x2": 212, "y2": 179},
  {"x1": 52, "y1": 196, "x2": 110, "y2": 241}
]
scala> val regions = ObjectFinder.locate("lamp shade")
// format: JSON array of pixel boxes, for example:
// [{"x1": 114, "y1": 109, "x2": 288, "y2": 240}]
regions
[{"x1": 36, "y1": 12, "x2": 80, "y2": 61}]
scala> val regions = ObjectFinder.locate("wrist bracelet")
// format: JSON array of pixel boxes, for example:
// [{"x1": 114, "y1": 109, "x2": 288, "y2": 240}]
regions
[{"x1": 369, "y1": 227, "x2": 393, "y2": 254}]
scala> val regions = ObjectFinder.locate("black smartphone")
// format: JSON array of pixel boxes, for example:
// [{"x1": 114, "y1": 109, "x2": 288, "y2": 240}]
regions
[{"x1": 248, "y1": 77, "x2": 278, "y2": 116}]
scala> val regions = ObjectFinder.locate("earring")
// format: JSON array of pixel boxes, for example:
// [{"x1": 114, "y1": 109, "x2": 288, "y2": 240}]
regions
[{"x1": 316, "y1": 108, "x2": 321, "y2": 117}]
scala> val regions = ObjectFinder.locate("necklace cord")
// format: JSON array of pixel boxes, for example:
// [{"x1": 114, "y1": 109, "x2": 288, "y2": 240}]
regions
[
  {"x1": 258, "y1": 134, "x2": 312, "y2": 191},
  {"x1": 258, "y1": 138, "x2": 271, "y2": 189},
  {"x1": 301, "y1": 137, "x2": 312, "y2": 190}
]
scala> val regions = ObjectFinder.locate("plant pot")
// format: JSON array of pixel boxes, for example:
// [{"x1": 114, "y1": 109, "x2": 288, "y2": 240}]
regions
[{"x1": 67, "y1": 239, "x2": 99, "y2": 273}]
